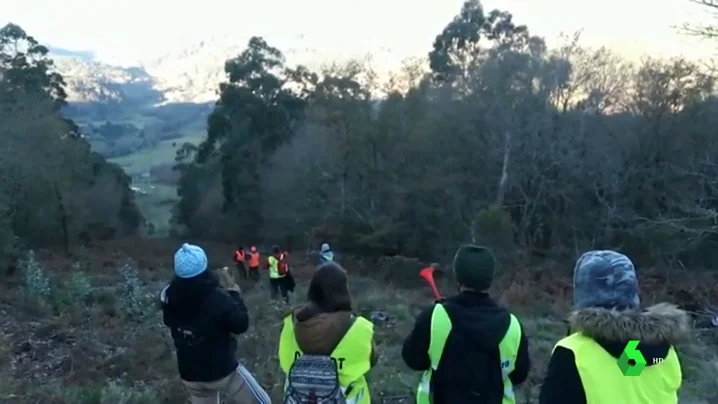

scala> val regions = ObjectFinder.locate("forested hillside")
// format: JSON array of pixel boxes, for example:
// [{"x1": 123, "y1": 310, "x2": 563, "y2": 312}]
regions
[
  {"x1": 0, "y1": 23, "x2": 143, "y2": 267},
  {"x1": 4, "y1": 0, "x2": 717, "y2": 269},
  {"x1": 173, "y1": 0, "x2": 718, "y2": 269}
]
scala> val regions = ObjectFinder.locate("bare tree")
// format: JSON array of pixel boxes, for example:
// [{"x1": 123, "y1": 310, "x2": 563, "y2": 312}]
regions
[{"x1": 683, "y1": 0, "x2": 718, "y2": 39}]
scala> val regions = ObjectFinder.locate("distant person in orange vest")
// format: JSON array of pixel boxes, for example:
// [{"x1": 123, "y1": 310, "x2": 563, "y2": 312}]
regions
[
  {"x1": 247, "y1": 246, "x2": 260, "y2": 281},
  {"x1": 233, "y1": 246, "x2": 247, "y2": 280}
]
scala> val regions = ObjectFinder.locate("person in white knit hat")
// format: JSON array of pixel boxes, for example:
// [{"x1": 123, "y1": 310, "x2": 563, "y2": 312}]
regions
[
  {"x1": 160, "y1": 243, "x2": 270, "y2": 404},
  {"x1": 317, "y1": 242, "x2": 336, "y2": 266}
]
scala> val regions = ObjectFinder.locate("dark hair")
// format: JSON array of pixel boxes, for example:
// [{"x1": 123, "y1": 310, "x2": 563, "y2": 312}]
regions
[
  {"x1": 272, "y1": 245, "x2": 280, "y2": 254},
  {"x1": 307, "y1": 262, "x2": 353, "y2": 313},
  {"x1": 238, "y1": 246, "x2": 243, "y2": 250}
]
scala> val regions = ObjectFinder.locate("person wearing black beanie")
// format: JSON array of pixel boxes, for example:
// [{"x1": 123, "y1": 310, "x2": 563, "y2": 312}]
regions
[
  {"x1": 401, "y1": 245, "x2": 531, "y2": 404},
  {"x1": 452, "y1": 244, "x2": 497, "y2": 291}
]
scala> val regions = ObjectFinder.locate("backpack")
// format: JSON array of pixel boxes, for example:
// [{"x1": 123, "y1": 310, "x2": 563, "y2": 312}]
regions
[
  {"x1": 278, "y1": 255, "x2": 289, "y2": 276},
  {"x1": 284, "y1": 354, "x2": 346, "y2": 404}
]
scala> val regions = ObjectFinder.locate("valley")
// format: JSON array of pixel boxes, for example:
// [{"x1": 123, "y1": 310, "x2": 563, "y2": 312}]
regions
[
  {"x1": 52, "y1": 47, "x2": 221, "y2": 234},
  {"x1": 49, "y1": 36, "x2": 387, "y2": 234}
]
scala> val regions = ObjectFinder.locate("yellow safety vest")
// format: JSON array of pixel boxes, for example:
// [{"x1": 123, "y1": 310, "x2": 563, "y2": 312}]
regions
[
  {"x1": 279, "y1": 314, "x2": 374, "y2": 404},
  {"x1": 554, "y1": 333, "x2": 681, "y2": 404},
  {"x1": 416, "y1": 305, "x2": 522, "y2": 404},
  {"x1": 267, "y1": 255, "x2": 285, "y2": 279}
]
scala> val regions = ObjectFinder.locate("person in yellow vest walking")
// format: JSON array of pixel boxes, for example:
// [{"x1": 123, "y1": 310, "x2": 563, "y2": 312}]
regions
[
  {"x1": 278, "y1": 262, "x2": 378, "y2": 403},
  {"x1": 539, "y1": 250, "x2": 690, "y2": 404},
  {"x1": 402, "y1": 245, "x2": 530, "y2": 404},
  {"x1": 266, "y1": 245, "x2": 291, "y2": 303}
]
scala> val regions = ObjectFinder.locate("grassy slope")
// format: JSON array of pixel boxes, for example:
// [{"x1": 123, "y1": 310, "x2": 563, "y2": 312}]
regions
[
  {"x1": 131, "y1": 184, "x2": 179, "y2": 236},
  {"x1": 2, "y1": 240, "x2": 717, "y2": 403}
]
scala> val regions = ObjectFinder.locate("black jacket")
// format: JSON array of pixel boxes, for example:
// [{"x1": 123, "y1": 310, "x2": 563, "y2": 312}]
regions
[
  {"x1": 539, "y1": 303, "x2": 690, "y2": 404},
  {"x1": 402, "y1": 291, "x2": 531, "y2": 404},
  {"x1": 160, "y1": 271, "x2": 250, "y2": 382}
]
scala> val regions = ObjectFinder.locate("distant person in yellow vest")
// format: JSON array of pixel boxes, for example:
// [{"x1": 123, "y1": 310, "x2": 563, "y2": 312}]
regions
[
  {"x1": 278, "y1": 262, "x2": 377, "y2": 403},
  {"x1": 402, "y1": 245, "x2": 530, "y2": 404},
  {"x1": 266, "y1": 245, "x2": 291, "y2": 303},
  {"x1": 539, "y1": 250, "x2": 690, "y2": 404}
]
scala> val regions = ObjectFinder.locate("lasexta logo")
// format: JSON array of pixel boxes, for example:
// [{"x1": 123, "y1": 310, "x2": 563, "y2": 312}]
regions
[{"x1": 617, "y1": 340, "x2": 647, "y2": 376}]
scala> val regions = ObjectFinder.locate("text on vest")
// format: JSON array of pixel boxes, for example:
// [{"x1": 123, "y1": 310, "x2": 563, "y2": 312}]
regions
[{"x1": 294, "y1": 351, "x2": 346, "y2": 370}]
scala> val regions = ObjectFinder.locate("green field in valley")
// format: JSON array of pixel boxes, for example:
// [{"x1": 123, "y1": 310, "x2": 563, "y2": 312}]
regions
[
  {"x1": 102, "y1": 115, "x2": 207, "y2": 235},
  {"x1": 109, "y1": 131, "x2": 205, "y2": 176}
]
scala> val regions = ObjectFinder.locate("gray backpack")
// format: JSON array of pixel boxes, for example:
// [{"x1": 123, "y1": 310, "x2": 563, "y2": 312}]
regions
[{"x1": 283, "y1": 354, "x2": 347, "y2": 404}]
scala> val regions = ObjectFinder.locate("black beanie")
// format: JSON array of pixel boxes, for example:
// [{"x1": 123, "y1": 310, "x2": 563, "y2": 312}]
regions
[{"x1": 452, "y1": 245, "x2": 496, "y2": 290}]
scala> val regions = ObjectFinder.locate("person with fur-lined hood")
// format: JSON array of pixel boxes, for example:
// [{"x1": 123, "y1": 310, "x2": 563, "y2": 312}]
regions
[{"x1": 539, "y1": 250, "x2": 691, "y2": 404}]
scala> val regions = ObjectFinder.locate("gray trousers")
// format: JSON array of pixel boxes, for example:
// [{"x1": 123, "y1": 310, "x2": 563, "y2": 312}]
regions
[{"x1": 182, "y1": 364, "x2": 271, "y2": 404}]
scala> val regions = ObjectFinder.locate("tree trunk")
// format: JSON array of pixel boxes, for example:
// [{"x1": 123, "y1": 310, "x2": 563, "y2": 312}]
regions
[
  {"x1": 496, "y1": 131, "x2": 512, "y2": 206},
  {"x1": 53, "y1": 182, "x2": 70, "y2": 253}
]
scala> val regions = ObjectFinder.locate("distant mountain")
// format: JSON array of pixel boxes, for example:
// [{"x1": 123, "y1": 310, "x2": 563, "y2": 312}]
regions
[
  {"x1": 54, "y1": 57, "x2": 163, "y2": 105},
  {"x1": 50, "y1": 33, "x2": 399, "y2": 107},
  {"x1": 47, "y1": 46, "x2": 96, "y2": 62},
  {"x1": 135, "y1": 35, "x2": 244, "y2": 104},
  {"x1": 136, "y1": 33, "x2": 326, "y2": 103},
  {"x1": 50, "y1": 35, "x2": 250, "y2": 105},
  {"x1": 50, "y1": 37, "x2": 243, "y2": 105},
  {"x1": 47, "y1": 35, "x2": 401, "y2": 162}
]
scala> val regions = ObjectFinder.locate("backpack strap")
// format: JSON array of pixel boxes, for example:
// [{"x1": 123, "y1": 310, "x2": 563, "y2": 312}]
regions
[{"x1": 328, "y1": 314, "x2": 357, "y2": 353}]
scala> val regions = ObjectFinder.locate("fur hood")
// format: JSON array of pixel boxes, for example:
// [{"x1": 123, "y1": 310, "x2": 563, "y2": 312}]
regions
[{"x1": 568, "y1": 302, "x2": 692, "y2": 345}]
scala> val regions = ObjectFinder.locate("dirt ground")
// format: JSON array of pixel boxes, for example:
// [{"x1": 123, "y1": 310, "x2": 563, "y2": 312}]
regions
[{"x1": 2, "y1": 237, "x2": 717, "y2": 403}]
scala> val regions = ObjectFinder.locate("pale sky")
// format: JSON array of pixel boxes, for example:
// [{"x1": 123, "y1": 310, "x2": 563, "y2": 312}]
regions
[{"x1": 2, "y1": 0, "x2": 717, "y2": 66}]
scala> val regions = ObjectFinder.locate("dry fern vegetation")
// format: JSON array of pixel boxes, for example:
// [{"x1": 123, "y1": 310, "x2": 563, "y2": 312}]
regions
[{"x1": 1, "y1": 239, "x2": 716, "y2": 404}]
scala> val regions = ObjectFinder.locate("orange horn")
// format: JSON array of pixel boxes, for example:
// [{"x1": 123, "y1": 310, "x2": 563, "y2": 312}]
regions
[{"x1": 419, "y1": 267, "x2": 442, "y2": 300}]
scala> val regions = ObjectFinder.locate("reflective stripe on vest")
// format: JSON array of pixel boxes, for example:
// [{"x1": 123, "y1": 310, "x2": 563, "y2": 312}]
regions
[
  {"x1": 279, "y1": 315, "x2": 374, "y2": 404},
  {"x1": 498, "y1": 314, "x2": 522, "y2": 404},
  {"x1": 415, "y1": 306, "x2": 522, "y2": 404},
  {"x1": 268, "y1": 256, "x2": 284, "y2": 279},
  {"x1": 554, "y1": 333, "x2": 681, "y2": 404},
  {"x1": 416, "y1": 304, "x2": 452, "y2": 404}
]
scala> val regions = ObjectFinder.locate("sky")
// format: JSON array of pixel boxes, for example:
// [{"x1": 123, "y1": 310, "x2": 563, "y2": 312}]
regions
[{"x1": 1, "y1": 0, "x2": 717, "y2": 67}]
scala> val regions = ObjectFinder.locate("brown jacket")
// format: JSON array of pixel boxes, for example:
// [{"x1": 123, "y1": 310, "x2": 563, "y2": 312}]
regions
[{"x1": 291, "y1": 303, "x2": 378, "y2": 367}]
